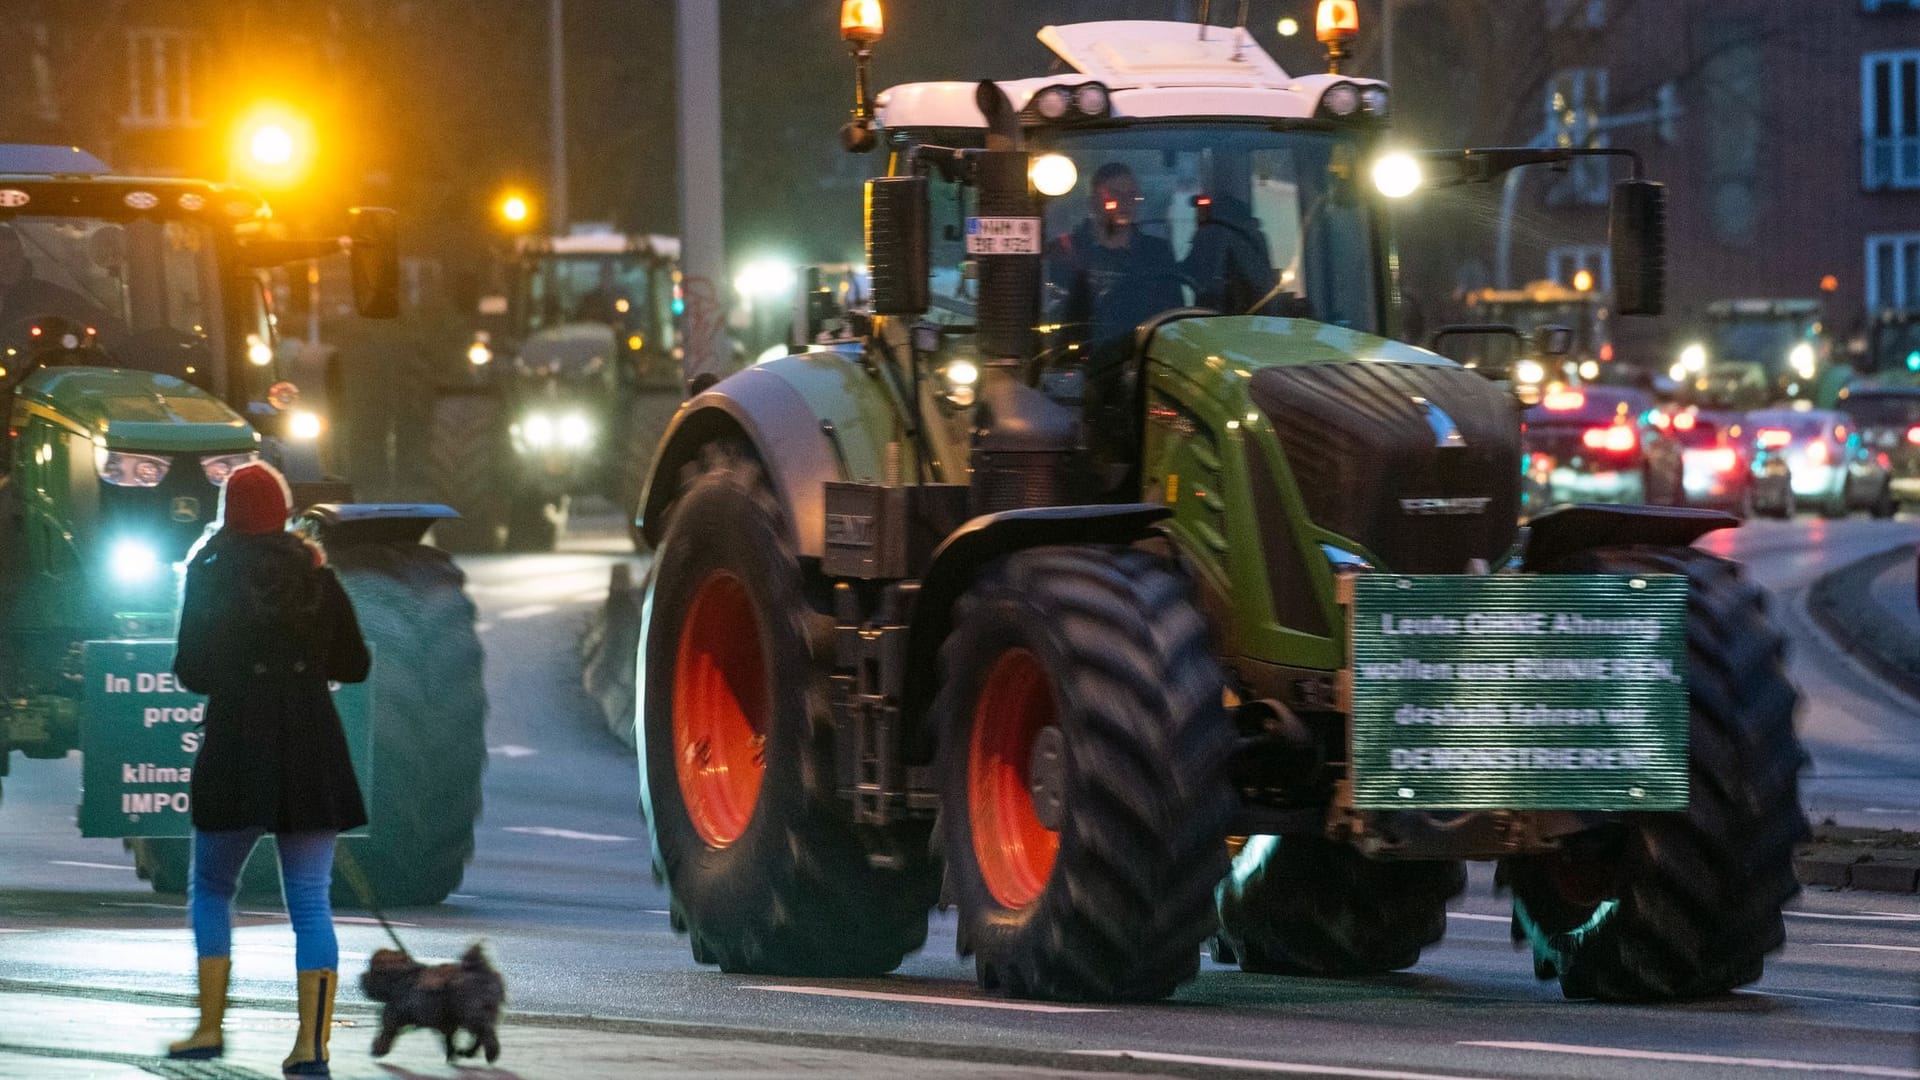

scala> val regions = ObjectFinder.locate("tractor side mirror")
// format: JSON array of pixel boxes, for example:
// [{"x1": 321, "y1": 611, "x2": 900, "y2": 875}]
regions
[
  {"x1": 1533, "y1": 324, "x2": 1574, "y2": 358},
  {"x1": 1428, "y1": 323, "x2": 1525, "y2": 381},
  {"x1": 1610, "y1": 179, "x2": 1665, "y2": 317},
  {"x1": 866, "y1": 176, "x2": 929, "y2": 316},
  {"x1": 347, "y1": 207, "x2": 401, "y2": 319}
]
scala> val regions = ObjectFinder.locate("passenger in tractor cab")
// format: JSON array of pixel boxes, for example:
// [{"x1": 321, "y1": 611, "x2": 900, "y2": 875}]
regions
[
  {"x1": 1046, "y1": 162, "x2": 1183, "y2": 348},
  {"x1": 1181, "y1": 192, "x2": 1276, "y2": 314}
]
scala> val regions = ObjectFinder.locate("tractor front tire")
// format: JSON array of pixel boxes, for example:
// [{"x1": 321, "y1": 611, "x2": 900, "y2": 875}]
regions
[
  {"x1": 328, "y1": 542, "x2": 488, "y2": 907},
  {"x1": 1215, "y1": 836, "x2": 1464, "y2": 976},
  {"x1": 427, "y1": 393, "x2": 507, "y2": 553},
  {"x1": 1506, "y1": 545, "x2": 1806, "y2": 1001},
  {"x1": 934, "y1": 547, "x2": 1235, "y2": 1001},
  {"x1": 642, "y1": 442, "x2": 936, "y2": 975}
]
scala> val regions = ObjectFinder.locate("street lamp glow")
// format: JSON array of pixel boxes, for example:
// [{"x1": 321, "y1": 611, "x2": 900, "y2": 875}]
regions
[
  {"x1": 231, "y1": 104, "x2": 315, "y2": 189},
  {"x1": 249, "y1": 124, "x2": 296, "y2": 168},
  {"x1": 500, "y1": 194, "x2": 530, "y2": 225},
  {"x1": 1572, "y1": 268, "x2": 1595, "y2": 293},
  {"x1": 734, "y1": 259, "x2": 796, "y2": 301},
  {"x1": 1277, "y1": 16, "x2": 1300, "y2": 36},
  {"x1": 1029, "y1": 153, "x2": 1079, "y2": 197},
  {"x1": 1371, "y1": 152, "x2": 1422, "y2": 198}
]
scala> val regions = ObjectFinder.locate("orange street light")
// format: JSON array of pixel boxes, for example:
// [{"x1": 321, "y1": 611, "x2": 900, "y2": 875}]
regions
[{"x1": 232, "y1": 103, "x2": 315, "y2": 189}]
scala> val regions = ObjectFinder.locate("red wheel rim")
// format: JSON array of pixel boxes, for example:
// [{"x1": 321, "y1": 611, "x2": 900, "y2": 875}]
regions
[
  {"x1": 968, "y1": 648, "x2": 1061, "y2": 909},
  {"x1": 672, "y1": 571, "x2": 767, "y2": 848}
]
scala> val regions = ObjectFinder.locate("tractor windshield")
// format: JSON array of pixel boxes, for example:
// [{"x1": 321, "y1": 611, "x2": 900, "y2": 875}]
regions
[
  {"x1": 1033, "y1": 125, "x2": 1380, "y2": 343},
  {"x1": 523, "y1": 255, "x2": 658, "y2": 335},
  {"x1": 1704, "y1": 315, "x2": 1816, "y2": 375},
  {"x1": 0, "y1": 214, "x2": 222, "y2": 382}
]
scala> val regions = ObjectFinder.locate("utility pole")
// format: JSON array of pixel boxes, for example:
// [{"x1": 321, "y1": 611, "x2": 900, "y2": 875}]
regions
[
  {"x1": 549, "y1": 0, "x2": 569, "y2": 233},
  {"x1": 676, "y1": 0, "x2": 729, "y2": 389}
]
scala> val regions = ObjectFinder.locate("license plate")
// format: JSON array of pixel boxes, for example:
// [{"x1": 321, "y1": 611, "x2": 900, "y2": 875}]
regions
[
  {"x1": 1345, "y1": 574, "x2": 1688, "y2": 811},
  {"x1": 965, "y1": 216, "x2": 1041, "y2": 255}
]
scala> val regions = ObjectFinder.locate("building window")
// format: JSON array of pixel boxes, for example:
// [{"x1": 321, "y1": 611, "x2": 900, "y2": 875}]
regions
[
  {"x1": 1863, "y1": 0, "x2": 1920, "y2": 11},
  {"x1": 1545, "y1": 0, "x2": 1606, "y2": 27},
  {"x1": 1867, "y1": 233, "x2": 1920, "y2": 311},
  {"x1": 124, "y1": 29, "x2": 206, "y2": 128},
  {"x1": 1547, "y1": 245, "x2": 1611, "y2": 291},
  {"x1": 1864, "y1": 51, "x2": 1920, "y2": 191},
  {"x1": 1545, "y1": 68, "x2": 1609, "y2": 206}
]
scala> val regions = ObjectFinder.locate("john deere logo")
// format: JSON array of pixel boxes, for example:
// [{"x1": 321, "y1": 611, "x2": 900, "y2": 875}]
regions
[{"x1": 170, "y1": 496, "x2": 200, "y2": 523}]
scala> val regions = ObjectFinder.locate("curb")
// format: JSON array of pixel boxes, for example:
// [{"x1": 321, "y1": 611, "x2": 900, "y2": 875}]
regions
[
  {"x1": 1793, "y1": 835, "x2": 1920, "y2": 894},
  {"x1": 1805, "y1": 540, "x2": 1920, "y2": 703}
]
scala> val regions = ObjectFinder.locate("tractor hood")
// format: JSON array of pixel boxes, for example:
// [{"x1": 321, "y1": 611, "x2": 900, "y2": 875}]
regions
[
  {"x1": 16, "y1": 367, "x2": 255, "y2": 452},
  {"x1": 1148, "y1": 316, "x2": 1522, "y2": 574},
  {"x1": 515, "y1": 322, "x2": 618, "y2": 380}
]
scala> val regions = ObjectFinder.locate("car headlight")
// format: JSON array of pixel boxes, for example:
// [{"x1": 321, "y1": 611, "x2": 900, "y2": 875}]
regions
[
  {"x1": 522, "y1": 414, "x2": 556, "y2": 448},
  {"x1": 109, "y1": 538, "x2": 164, "y2": 585},
  {"x1": 201, "y1": 452, "x2": 259, "y2": 486},
  {"x1": 1679, "y1": 342, "x2": 1707, "y2": 373},
  {"x1": 96, "y1": 449, "x2": 170, "y2": 487},
  {"x1": 558, "y1": 413, "x2": 593, "y2": 448},
  {"x1": 468, "y1": 341, "x2": 493, "y2": 366},
  {"x1": 1515, "y1": 359, "x2": 1546, "y2": 386}
]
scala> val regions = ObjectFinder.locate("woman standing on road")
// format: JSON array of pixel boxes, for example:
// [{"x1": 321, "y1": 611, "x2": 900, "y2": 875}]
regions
[{"x1": 166, "y1": 460, "x2": 370, "y2": 1078}]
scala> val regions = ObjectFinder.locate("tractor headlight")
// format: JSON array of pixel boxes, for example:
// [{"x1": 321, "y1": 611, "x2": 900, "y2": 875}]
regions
[
  {"x1": 1318, "y1": 82, "x2": 1361, "y2": 118},
  {"x1": 201, "y1": 452, "x2": 260, "y2": 486},
  {"x1": 109, "y1": 538, "x2": 164, "y2": 585},
  {"x1": 96, "y1": 449, "x2": 171, "y2": 487},
  {"x1": 558, "y1": 413, "x2": 593, "y2": 449},
  {"x1": 1371, "y1": 152, "x2": 1422, "y2": 198},
  {"x1": 522, "y1": 413, "x2": 556, "y2": 448},
  {"x1": 1788, "y1": 341, "x2": 1816, "y2": 379},
  {"x1": 467, "y1": 340, "x2": 493, "y2": 367},
  {"x1": 288, "y1": 410, "x2": 324, "y2": 441},
  {"x1": 942, "y1": 358, "x2": 979, "y2": 407},
  {"x1": 1025, "y1": 81, "x2": 1111, "y2": 122},
  {"x1": 1678, "y1": 342, "x2": 1708, "y2": 373},
  {"x1": 1514, "y1": 359, "x2": 1546, "y2": 386}
]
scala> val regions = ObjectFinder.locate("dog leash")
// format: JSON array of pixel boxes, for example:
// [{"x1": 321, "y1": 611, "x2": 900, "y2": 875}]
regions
[{"x1": 332, "y1": 842, "x2": 411, "y2": 956}]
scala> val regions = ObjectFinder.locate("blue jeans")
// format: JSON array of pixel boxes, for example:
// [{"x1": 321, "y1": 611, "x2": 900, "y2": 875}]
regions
[{"x1": 189, "y1": 829, "x2": 338, "y2": 971}]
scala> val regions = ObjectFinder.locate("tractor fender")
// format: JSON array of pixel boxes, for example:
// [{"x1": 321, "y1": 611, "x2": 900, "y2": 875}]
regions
[
  {"x1": 901, "y1": 504, "x2": 1172, "y2": 723},
  {"x1": 637, "y1": 362, "x2": 865, "y2": 557},
  {"x1": 1521, "y1": 503, "x2": 1738, "y2": 571}
]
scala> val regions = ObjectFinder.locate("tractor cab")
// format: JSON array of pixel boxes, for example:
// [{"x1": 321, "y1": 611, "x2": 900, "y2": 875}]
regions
[
  {"x1": 1673, "y1": 298, "x2": 1840, "y2": 407},
  {"x1": 1856, "y1": 307, "x2": 1920, "y2": 385}
]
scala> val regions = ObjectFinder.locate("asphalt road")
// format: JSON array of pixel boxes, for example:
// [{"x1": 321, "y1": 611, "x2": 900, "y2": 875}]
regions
[{"x1": 2, "y1": 516, "x2": 1918, "y2": 1080}]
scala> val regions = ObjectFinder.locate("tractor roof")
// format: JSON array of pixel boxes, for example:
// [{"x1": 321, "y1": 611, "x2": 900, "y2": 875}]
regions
[
  {"x1": 1464, "y1": 281, "x2": 1598, "y2": 306},
  {"x1": 518, "y1": 232, "x2": 680, "y2": 259},
  {"x1": 0, "y1": 146, "x2": 270, "y2": 221},
  {"x1": 874, "y1": 20, "x2": 1384, "y2": 131}
]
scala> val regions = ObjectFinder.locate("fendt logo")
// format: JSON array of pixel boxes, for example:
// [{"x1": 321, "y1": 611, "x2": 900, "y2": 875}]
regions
[{"x1": 1399, "y1": 497, "x2": 1491, "y2": 516}]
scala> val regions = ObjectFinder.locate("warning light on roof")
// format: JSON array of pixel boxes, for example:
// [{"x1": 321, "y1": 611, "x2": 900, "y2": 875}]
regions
[
  {"x1": 1316, "y1": 0, "x2": 1359, "y2": 42},
  {"x1": 1572, "y1": 268, "x2": 1594, "y2": 292},
  {"x1": 1820, "y1": 274, "x2": 1839, "y2": 293},
  {"x1": 841, "y1": 0, "x2": 884, "y2": 44}
]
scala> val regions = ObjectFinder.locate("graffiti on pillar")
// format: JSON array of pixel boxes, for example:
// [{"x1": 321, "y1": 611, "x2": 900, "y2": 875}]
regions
[{"x1": 679, "y1": 276, "x2": 728, "y2": 381}]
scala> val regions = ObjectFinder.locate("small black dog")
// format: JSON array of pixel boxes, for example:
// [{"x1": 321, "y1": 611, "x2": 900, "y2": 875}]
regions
[{"x1": 360, "y1": 944, "x2": 506, "y2": 1063}]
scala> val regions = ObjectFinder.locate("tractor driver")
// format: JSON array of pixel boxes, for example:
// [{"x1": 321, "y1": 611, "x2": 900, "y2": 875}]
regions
[{"x1": 1046, "y1": 162, "x2": 1184, "y2": 348}]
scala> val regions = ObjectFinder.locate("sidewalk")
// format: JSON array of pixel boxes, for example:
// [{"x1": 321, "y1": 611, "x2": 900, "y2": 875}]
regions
[{"x1": 0, "y1": 989, "x2": 1166, "y2": 1080}]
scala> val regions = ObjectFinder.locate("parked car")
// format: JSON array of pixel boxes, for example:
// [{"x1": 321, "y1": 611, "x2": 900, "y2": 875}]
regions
[
  {"x1": 1746, "y1": 406, "x2": 1896, "y2": 518},
  {"x1": 1645, "y1": 407, "x2": 1786, "y2": 518},
  {"x1": 1837, "y1": 385, "x2": 1920, "y2": 513},
  {"x1": 1520, "y1": 386, "x2": 1667, "y2": 510}
]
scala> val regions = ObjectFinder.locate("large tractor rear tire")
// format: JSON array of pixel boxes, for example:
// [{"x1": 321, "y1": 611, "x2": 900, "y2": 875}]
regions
[
  {"x1": 1504, "y1": 545, "x2": 1806, "y2": 1001},
  {"x1": 933, "y1": 547, "x2": 1235, "y2": 1001},
  {"x1": 125, "y1": 544, "x2": 485, "y2": 907},
  {"x1": 1214, "y1": 836, "x2": 1463, "y2": 975},
  {"x1": 427, "y1": 392, "x2": 507, "y2": 553},
  {"x1": 642, "y1": 442, "x2": 936, "y2": 975},
  {"x1": 328, "y1": 541, "x2": 488, "y2": 907}
]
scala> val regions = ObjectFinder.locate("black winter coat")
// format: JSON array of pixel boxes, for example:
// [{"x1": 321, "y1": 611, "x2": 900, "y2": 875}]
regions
[{"x1": 174, "y1": 531, "x2": 371, "y2": 833}]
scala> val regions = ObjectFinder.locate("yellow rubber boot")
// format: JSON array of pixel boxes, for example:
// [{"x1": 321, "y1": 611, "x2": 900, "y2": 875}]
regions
[
  {"x1": 282, "y1": 968, "x2": 336, "y2": 1076},
  {"x1": 167, "y1": 956, "x2": 230, "y2": 1059}
]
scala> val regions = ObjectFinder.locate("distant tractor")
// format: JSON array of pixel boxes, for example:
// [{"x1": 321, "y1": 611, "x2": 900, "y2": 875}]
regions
[
  {"x1": 601, "y1": 7, "x2": 1807, "y2": 1006},
  {"x1": 429, "y1": 229, "x2": 683, "y2": 552},
  {"x1": 1671, "y1": 298, "x2": 1845, "y2": 408},
  {"x1": 0, "y1": 145, "x2": 487, "y2": 906},
  {"x1": 1462, "y1": 280, "x2": 1612, "y2": 397}
]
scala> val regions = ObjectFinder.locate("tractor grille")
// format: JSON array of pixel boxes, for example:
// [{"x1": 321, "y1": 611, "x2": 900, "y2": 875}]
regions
[{"x1": 1248, "y1": 362, "x2": 1520, "y2": 573}]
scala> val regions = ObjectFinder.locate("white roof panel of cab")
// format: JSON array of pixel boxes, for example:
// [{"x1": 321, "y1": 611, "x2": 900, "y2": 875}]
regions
[{"x1": 1037, "y1": 21, "x2": 1291, "y2": 87}]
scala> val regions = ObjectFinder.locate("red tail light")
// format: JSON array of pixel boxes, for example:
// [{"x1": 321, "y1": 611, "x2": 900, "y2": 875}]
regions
[
  {"x1": 1756, "y1": 428, "x2": 1791, "y2": 449},
  {"x1": 1581, "y1": 425, "x2": 1637, "y2": 453}
]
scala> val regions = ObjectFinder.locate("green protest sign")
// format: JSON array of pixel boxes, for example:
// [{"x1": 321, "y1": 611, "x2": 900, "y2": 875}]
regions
[
  {"x1": 1347, "y1": 574, "x2": 1688, "y2": 811},
  {"x1": 79, "y1": 640, "x2": 371, "y2": 837}
]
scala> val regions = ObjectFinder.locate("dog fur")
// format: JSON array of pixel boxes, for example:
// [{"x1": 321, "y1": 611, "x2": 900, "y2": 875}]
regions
[{"x1": 359, "y1": 944, "x2": 505, "y2": 1063}]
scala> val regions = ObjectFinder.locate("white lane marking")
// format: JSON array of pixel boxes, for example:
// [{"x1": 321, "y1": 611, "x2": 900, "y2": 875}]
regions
[
  {"x1": 101, "y1": 902, "x2": 183, "y2": 911},
  {"x1": 644, "y1": 909, "x2": 671, "y2": 915},
  {"x1": 1786, "y1": 910, "x2": 1920, "y2": 923},
  {"x1": 747, "y1": 985, "x2": 1108, "y2": 1014},
  {"x1": 488, "y1": 744, "x2": 538, "y2": 758},
  {"x1": 500, "y1": 603, "x2": 557, "y2": 620},
  {"x1": 1446, "y1": 912, "x2": 1509, "y2": 923},
  {"x1": 51, "y1": 860, "x2": 134, "y2": 871},
  {"x1": 448, "y1": 894, "x2": 478, "y2": 900},
  {"x1": 1460, "y1": 1040, "x2": 1920, "y2": 1077},
  {"x1": 1812, "y1": 943, "x2": 1920, "y2": 954},
  {"x1": 1744, "y1": 989, "x2": 1920, "y2": 1012},
  {"x1": 474, "y1": 621, "x2": 495, "y2": 633},
  {"x1": 0, "y1": 929, "x2": 34, "y2": 933},
  {"x1": 501, "y1": 825, "x2": 636, "y2": 843},
  {"x1": 336, "y1": 915, "x2": 420, "y2": 928},
  {"x1": 1074, "y1": 1050, "x2": 1501, "y2": 1079},
  {"x1": 1860, "y1": 807, "x2": 1920, "y2": 814}
]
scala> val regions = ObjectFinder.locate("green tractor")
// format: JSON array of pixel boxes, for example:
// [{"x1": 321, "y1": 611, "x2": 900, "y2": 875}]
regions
[
  {"x1": 0, "y1": 145, "x2": 487, "y2": 906},
  {"x1": 1671, "y1": 298, "x2": 1847, "y2": 408},
  {"x1": 605, "y1": 14, "x2": 1806, "y2": 1003},
  {"x1": 429, "y1": 229, "x2": 684, "y2": 552}
]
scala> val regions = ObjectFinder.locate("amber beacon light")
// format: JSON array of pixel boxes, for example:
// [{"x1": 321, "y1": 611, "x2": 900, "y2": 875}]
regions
[{"x1": 1316, "y1": 0, "x2": 1359, "y2": 73}]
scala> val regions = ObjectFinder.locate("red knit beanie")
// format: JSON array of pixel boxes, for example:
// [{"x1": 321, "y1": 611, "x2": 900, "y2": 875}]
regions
[{"x1": 220, "y1": 461, "x2": 293, "y2": 535}]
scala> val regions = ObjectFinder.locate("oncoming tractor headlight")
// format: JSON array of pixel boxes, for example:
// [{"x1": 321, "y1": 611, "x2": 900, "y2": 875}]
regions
[
  {"x1": 201, "y1": 452, "x2": 260, "y2": 486},
  {"x1": 288, "y1": 410, "x2": 324, "y2": 441},
  {"x1": 1514, "y1": 359, "x2": 1546, "y2": 386},
  {"x1": 109, "y1": 538, "x2": 164, "y2": 585},
  {"x1": 96, "y1": 449, "x2": 171, "y2": 487},
  {"x1": 522, "y1": 414, "x2": 556, "y2": 449},
  {"x1": 558, "y1": 413, "x2": 593, "y2": 449},
  {"x1": 942, "y1": 358, "x2": 979, "y2": 407}
]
